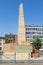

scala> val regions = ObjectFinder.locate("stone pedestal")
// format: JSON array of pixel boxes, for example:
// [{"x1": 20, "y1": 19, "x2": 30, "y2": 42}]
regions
[{"x1": 14, "y1": 45, "x2": 33, "y2": 61}]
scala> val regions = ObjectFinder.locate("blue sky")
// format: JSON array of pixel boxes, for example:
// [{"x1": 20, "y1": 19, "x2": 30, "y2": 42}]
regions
[{"x1": 0, "y1": 0, "x2": 43, "y2": 36}]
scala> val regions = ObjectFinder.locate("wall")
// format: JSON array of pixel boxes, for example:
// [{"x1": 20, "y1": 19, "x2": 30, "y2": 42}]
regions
[
  {"x1": 2, "y1": 43, "x2": 15, "y2": 60},
  {"x1": 3, "y1": 43, "x2": 15, "y2": 53}
]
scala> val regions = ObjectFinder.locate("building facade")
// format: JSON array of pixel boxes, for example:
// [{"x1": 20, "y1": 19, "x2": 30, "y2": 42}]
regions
[
  {"x1": 5, "y1": 33, "x2": 17, "y2": 43},
  {"x1": 25, "y1": 25, "x2": 43, "y2": 49},
  {"x1": 0, "y1": 37, "x2": 5, "y2": 54}
]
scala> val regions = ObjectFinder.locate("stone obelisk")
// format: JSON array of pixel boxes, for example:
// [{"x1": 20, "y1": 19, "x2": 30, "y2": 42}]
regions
[{"x1": 18, "y1": 3, "x2": 26, "y2": 45}]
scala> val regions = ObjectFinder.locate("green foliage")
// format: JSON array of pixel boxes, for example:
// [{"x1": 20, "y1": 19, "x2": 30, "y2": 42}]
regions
[{"x1": 33, "y1": 37, "x2": 41, "y2": 50}]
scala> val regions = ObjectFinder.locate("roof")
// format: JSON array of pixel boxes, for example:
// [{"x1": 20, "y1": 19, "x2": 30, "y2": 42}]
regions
[
  {"x1": 25, "y1": 25, "x2": 43, "y2": 27},
  {"x1": 0, "y1": 37, "x2": 5, "y2": 39}
]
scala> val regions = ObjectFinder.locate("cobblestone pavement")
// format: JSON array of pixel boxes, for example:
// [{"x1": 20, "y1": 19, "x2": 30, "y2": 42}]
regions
[
  {"x1": 0, "y1": 63, "x2": 43, "y2": 65},
  {"x1": 0, "y1": 60, "x2": 43, "y2": 65}
]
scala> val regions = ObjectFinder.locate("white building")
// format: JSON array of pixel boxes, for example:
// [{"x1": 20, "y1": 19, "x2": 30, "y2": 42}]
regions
[
  {"x1": 25, "y1": 25, "x2": 43, "y2": 50},
  {"x1": 0, "y1": 37, "x2": 5, "y2": 54}
]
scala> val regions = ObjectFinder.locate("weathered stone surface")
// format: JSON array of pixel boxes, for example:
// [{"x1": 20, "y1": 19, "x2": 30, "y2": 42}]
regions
[
  {"x1": 14, "y1": 45, "x2": 32, "y2": 53},
  {"x1": 18, "y1": 3, "x2": 26, "y2": 45}
]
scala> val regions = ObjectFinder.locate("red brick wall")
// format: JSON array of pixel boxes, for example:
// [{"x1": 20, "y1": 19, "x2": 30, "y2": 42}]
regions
[{"x1": 3, "y1": 43, "x2": 15, "y2": 53}]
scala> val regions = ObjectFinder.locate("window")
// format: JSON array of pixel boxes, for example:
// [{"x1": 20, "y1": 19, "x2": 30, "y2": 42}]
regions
[
  {"x1": 37, "y1": 32, "x2": 41, "y2": 34},
  {"x1": 0, "y1": 43, "x2": 1, "y2": 45},
  {"x1": 37, "y1": 28, "x2": 42, "y2": 31},
  {"x1": 9, "y1": 40, "x2": 12, "y2": 43},
  {"x1": 0, "y1": 47, "x2": 2, "y2": 50},
  {"x1": 26, "y1": 32, "x2": 31, "y2": 34},
  {"x1": 26, "y1": 28, "x2": 28, "y2": 30}
]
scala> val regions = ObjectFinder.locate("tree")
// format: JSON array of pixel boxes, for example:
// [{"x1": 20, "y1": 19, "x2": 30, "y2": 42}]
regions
[{"x1": 32, "y1": 37, "x2": 41, "y2": 50}]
